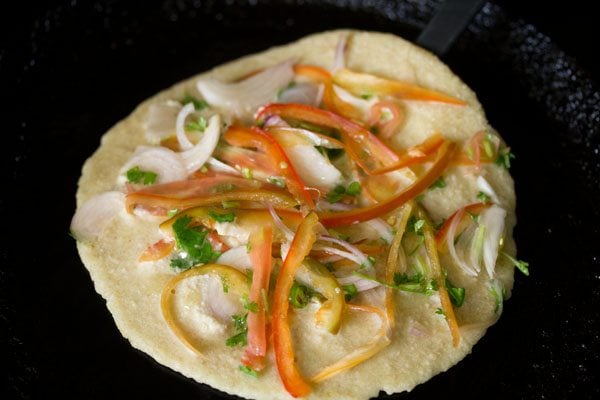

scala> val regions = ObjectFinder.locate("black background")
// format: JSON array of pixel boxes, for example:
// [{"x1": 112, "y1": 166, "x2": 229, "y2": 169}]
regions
[{"x1": 1, "y1": 1, "x2": 599, "y2": 399}]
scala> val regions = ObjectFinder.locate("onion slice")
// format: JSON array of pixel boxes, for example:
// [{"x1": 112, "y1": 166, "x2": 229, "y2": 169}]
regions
[
  {"x1": 278, "y1": 82, "x2": 321, "y2": 106},
  {"x1": 70, "y1": 191, "x2": 126, "y2": 241},
  {"x1": 481, "y1": 205, "x2": 507, "y2": 278},
  {"x1": 446, "y1": 208, "x2": 479, "y2": 277},
  {"x1": 144, "y1": 100, "x2": 181, "y2": 143},
  {"x1": 331, "y1": 34, "x2": 348, "y2": 72},
  {"x1": 180, "y1": 114, "x2": 222, "y2": 174},
  {"x1": 175, "y1": 103, "x2": 196, "y2": 151},
  {"x1": 477, "y1": 176, "x2": 500, "y2": 205},
  {"x1": 216, "y1": 246, "x2": 253, "y2": 271},
  {"x1": 119, "y1": 146, "x2": 187, "y2": 185},
  {"x1": 197, "y1": 59, "x2": 295, "y2": 117},
  {"x1": 283, "y1": 145, "x2": 342, "y2": 189}
]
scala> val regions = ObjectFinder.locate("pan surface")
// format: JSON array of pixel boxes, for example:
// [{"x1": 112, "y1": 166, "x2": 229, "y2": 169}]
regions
[{"x1": 1, "y1": 1, "x2": 598, "y2": 399}]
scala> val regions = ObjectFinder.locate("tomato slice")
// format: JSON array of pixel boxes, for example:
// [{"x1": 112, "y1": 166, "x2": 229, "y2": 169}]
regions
[
  {"x1": 242, "y1": 225, "x2": 273, "y2": 371},
  {"x1": 256, "y1": 103, "x2": 399, "y2": 175},
  {"x1": 272, "y1": 212, "x2": 320, "y2": 398},
  {"x1": 224, "y1": 126, "x2": 315, "y2": 208},
  {"x1": 318, "y1": 141, "x2": 456, "y2": 227},
  {"x1": 368, "y1": 100, "x2": 405, "y2": 139}
]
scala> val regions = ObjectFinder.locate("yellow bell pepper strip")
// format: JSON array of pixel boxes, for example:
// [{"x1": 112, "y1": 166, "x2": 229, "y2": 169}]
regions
[
  {"x1": 367, "y1": 100, "x2": 405, "y2": 139},
  {"x1": 333, "y1": 68, "x2": 467, "y2": 105},
  {"x1": 223, "y1": 125, "x2": 315, "y2": 208},
  {"x1": 385, "y1": 203, "x2": 413, "y2": 334},
  {"x1": 417, "y1": 207, "x2": 461, "y2": 347},
  {"x1": 160, "y1": 264, "x2": 250, "y2": 356},
  {"x1": 293, "y1": 64, "x2": 363, "y2": 121},
  {"x1": 272, "y1": 211, "x2": 320, "y2": 398},
  {"x1": 319, "y1": 141, "x2": 456, "y2": 227},
  {"x1": 256, "y1": 103, "x2": 400, "y2": 175},
  {"x1": 310, "y1": 304, "x2": 390, "y2": 383},
  {"x1": 296, "y1": 259, "x2": 345, "y2": 334},
  {"x1": 435, "y1": 202, "x2": 490, "y2": 253},
  {"x1": 242, "y1": 225, "x2": 273, "y2": 371}
]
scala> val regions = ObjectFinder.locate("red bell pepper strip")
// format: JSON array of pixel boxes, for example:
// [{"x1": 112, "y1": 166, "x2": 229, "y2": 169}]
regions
[
  {"x1": 223, "y1": 126, "x2": 315, "y2": 208},
  {"x1": 368, "y1": 133, "x2": 446, "y2": 175},
  {"x1": 256, "y1": 103, "x2": 399, "y2": 175},
  {"x1": 318, "y1": 141, "x2": 456, "y2": 227},
  {"x1": 272, "y1": 211, "x2": 320, "y2": 398},
  {"x1": 294, "y1": 64, "x2": 363, "y2": 121},
  {"x1": 333, "y1": 68, "x2": 467, "y2": 105},
  {"x1": 242, "y1": 224, "x2": 273, "y2": 371}
]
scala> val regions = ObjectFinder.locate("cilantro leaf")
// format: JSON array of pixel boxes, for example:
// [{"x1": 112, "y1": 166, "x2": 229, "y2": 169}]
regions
[
  {"x1": 346, "y1": 181, "x2": 362, "y2": 196},
  {"x1": 429, "y1": 177, "x2": 446, "y2": 189},
  {"x1": 186, "y1": 115, "x2": 207, "y2": 132},
  {"x1": 342, "y1": 284, "x2": 358, "y2": 302},
  {"x1": 326, "y1": 182, "x2": 362, "y2": 203},
  {"x1": 239, "y1": 365, "x2": 258, "y2": 378},
  {"x1": 502, "y1": 251, "x2": 530, "y2": 276},
  {"x1": 407, "y1": 216, "x2": 425, "y2": 235},
  {"x1": 226, "y1": 314, "x2": 248, "y2": 347},
  {"x1": 446, "y1": 279, "x2": 465, "y2": 307},
  {"x1": 170, "y1": 216, "x2": 220, "y2": 271},
  {"x1": 477, "y1": 191, "x2": 491, "y2": 203},
  {"x1": 182, "y1": 94, "x2": 208, "y2": 111},
  {"x1": 242, "y1": 294, "x2": 259, "y2": 313},
  {"x1": 126, "y1": 166, "x2": 157, "y2": 185},
  {"x1": 208, "y1": 210, "x2": 236, "y2": 223},
  {"x1": 496, "y1": 147, "x2": 515, "y2": 169}
]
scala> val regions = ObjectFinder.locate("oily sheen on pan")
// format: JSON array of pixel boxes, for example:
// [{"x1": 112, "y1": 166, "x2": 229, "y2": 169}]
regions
[{"x1": 71, "y1": 30, "x2": 526, "y2": 399}]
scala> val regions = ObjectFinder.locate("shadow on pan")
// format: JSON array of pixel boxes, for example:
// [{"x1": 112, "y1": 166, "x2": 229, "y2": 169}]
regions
[{"x1": 1, "y1": 0, "x2": 598, "y2": 399}]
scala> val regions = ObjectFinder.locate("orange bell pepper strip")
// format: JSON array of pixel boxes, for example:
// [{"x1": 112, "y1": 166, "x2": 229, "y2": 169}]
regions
[
  {"x1": 319, "y1": 141, "x2": 456, "y2": 227},
  {"x1": 256, "y1": 103, "x2": 399, "y2": 175},
  {"x1": 223, "y1": 126, "x2": 315, "y2": 208},
  {"x1": 294, "y1": 64, "x2": 363, "y2": 121},
  {"x1": 333, "y1": 68, "x2": 467, "y2": 105},
  {"x1": 272, "y1": 211, "x2": 320, "y2": 398},
  {"x1": 418, "y1": 207, "x2": 461, "y2": 347},
  {"x1": 138, "y1": 239, "x2": 175, "y2": 262},
  {"x1": 242, "y1": 224, "x2": 274, "y2": 371}
]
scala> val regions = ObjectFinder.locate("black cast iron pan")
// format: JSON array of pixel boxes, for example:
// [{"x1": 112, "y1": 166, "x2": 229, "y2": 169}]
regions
[{"x1": 1, "y1": 0, "x2": 599, "y2": 399}]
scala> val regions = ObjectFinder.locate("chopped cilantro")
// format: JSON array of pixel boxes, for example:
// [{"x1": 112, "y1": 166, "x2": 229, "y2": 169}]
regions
[
  {"x1": 326, "y1": 182, "x2": 361, "y2": 203},
  {"x1": 169, "y1": 216, "x2": 221, "y2": 271},
  {"x1": 241, "y1": 167, "x2": 253, "y2": 179},
  {"x1": 226, "y1": 314, "x2": 248, "y2": 347},
  {"x1": 208, "y1": 210, "x2": 236, "y2": 223},
  {"x1": 495, "y1": 147, "x2": 515, "y2": 169},
  {"x1": 489, "y1": 283, "x2": 503, "y2": 314},
  {"x1": 186, "y1": 115, "x2": 207, "y2": 132},
  {"x1": 342, "y1": 284, "x2": 358, "y2": 301},
  {"x1": 182, "y1": 94, "x2": 208, "y2": 111},
  {"x1": 242, "y1": 294, "x2": 259, "y2": 313},
  {"x1": 267, "y1": 177, "x2": 286, "y2": 188},
  {"x1": 126, "y1": 166, "x2": 157, "y2": 185},
  {"x1": 407, "y1": 216, "x2": 425, "y2": 235},
  {"x1": 167, "y1": 208, "x2": 179, "y2": 218},
  {"x1": 435, "y1": 308, "x2": 446, "y2": 318},
  {"x1": 429, "y1": 177, "x2": 446, "y2": 189},
  {"x1": 222, "y1": 200, "x2": 240, "y2": 209},
  {"x1": 213, "y1": 183, "x2": 237, "y2": 193},
  {"x1": 502, "y1": 251, "x2": 530, "y2": 276},
  {"x1": 239, "y1": 365, "x2": 258, "y2": 378},
  {"x1": 477, "y1": 191, "x2": 491, "y2": 203},
  {"x1": 446, "y1": 279, "x2": 465, "y2": 307},
  {"x1": 245, "y1": 269, "x2": 254, "y2": 284},
  {"x1": 360, "y1": 93, "x2": 373, "y2": 100}
]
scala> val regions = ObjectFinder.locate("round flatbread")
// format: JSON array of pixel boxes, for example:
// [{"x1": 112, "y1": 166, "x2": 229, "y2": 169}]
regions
[{"x1": 72, "y1": 30, "x2": 518, "y2": 400}]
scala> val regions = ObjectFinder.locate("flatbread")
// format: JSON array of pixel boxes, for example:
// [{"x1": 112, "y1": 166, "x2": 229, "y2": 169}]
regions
[{"x1": 73, "y1": 30, "x2": 517, "y2": 400}]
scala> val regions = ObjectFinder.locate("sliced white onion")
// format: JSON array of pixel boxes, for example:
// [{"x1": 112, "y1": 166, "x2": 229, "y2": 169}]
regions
[
  {"x1": 70, "y1": 191, "x2": 125, "y2": 241},
  {"x1": 481, "y1": 205, "x2": 507, "y2": 278},
  {"x1": 278, "y1": 82, "x2": 321, "y2": 106},
  {"x1": 175, "y1": 102, "x2": 196, "y2": 151},
  {"x1": 336, "y1": 274, "x2": 380, "y2": 292},
  {"x1": 263, "y1": 114, "x2": 290, "y2": 128},
  {"x1": 214, "y1": 220, "x2": 250, "y2": 248},
  {"x1": 333, "y1": 84, "x2": 375, "y2": 113},
  {"x1": 477, "y1": 176, "x2": 500, "y2": 205},
  {"x1": 364, "y1": 218, "x2": 394, "y2": 244},
  {"x1": 446, "y1": 209, "x2": 479, "y2": 277},
  {"x1": 118, "y1": 146, "x2": 187, "y2": 185},
  {"x1": 203, "y1": 276, "x2": 244, "y2": 322},
  {"x1": 206, "y1": 157, "x2": 240, "y2": 175},
  {"x1": 267, "y1": 204, "x2": 294, "y2": 241},
  {"x1": 280, "y1": 242, "x2": 291, "y2": 261},
  {"x1": 318, "y1": 235, "x2": 371, "y2": 267},
  {"x1": 197, "y1": 59, "x2": 295, "y2": 117},
  {"x1": 272, "y1": 127, "x2": 343, "y2": 149},
  {"x1": 313, "y1": 245, "x2": 364, "y2": 266},
  {"x1": 180, "y1": 114, "x2": 221, "y2": 174},
  {"x1": 216, "y1": 246, "x2": 253, "y2": 272},
  {"x1": 144, "y1": 100, "x2": 182, "y2": 143},
  {"x1": 467, "y1": 224, "x2": 485, "y2": 275},
  {"x1": 284, "y1": 145, "x2": 342, "y2": 189},
  {"x1": 331, "y1": 34, "x2": 348, "y2": 72}
]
